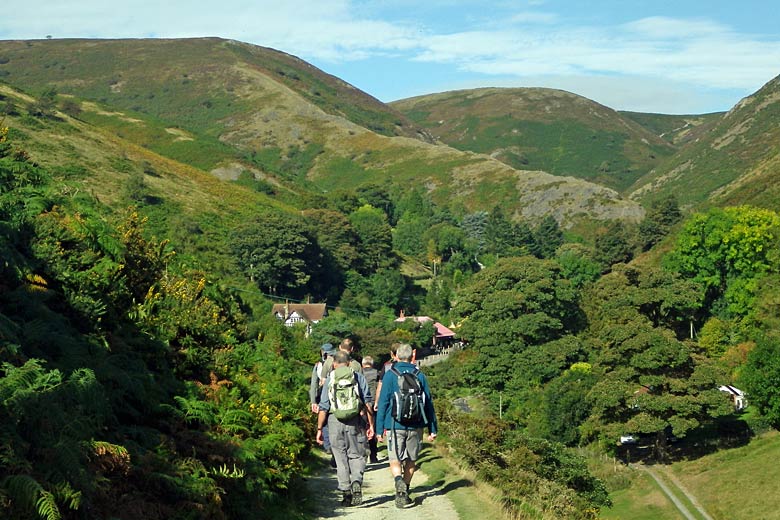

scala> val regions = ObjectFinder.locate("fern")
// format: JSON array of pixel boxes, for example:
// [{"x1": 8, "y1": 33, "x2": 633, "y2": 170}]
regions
[
  {"x1": 210, "y1": 463, "x2": 245, "y2": 479},
  {"x1": 1, "y1": 474, "x2": 63, "y2": 520},
  {"x1": 35, "y1": 491, "x2": 61, "y2": 520},
  {"x1": 217, "y1": 408, "x2": 253, "y2": 434},
  {"x1": 173, "y1": 395, "x2": 216, "y2": 425},
  {"x1": 2, "y1": 474, "x2": 43, "y2": 509}
]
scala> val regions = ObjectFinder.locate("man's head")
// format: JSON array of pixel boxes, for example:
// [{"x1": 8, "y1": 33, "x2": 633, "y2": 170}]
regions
[
  {"x1": 362, "y1": 355, "x2": 374, "y2": 368},
  {"x1": 339, "y1": 338, "x2": 354, "y2": 353},
  {"x1": 389, "y1": 342, "x2": 400, "y2": 360},
  {"x1": 332, "y1": 350, "x2": 351, "y2": 367},
  {"x1": 320, "y1": 343, "x2": 335, "y2": 358},
  {"x1": 396, "y1": 343, "x2": 413, "y2": 362}
]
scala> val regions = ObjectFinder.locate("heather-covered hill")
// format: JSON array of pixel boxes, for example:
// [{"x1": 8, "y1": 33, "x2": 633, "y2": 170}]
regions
[
  {"x1": 628, "y1": 74, "x2": 780, "y2": 211},
  {"x1": 0, "y1": 38, "x2": 643, "y2": 228},
  {"x1": 391, "y1": 87, "x2": 676, "y2": 192}
]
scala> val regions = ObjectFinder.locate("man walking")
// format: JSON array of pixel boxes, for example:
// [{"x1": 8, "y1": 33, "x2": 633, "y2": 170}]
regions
[
  {"x1": 310, "y1": 343, "x2": 336, "y2": 465},
  {"x1": 316, "y1": 350, "x2": 375, "y2": 506},
  {"x1": 320, "y1": 338, "x2": 362, "y2": 385},
  {"x1": 375, "y1": 343, "x2": 437, "y2": 508},
  {"x1": 361, "y1": 355, "x2": 380, "y2": 463}
]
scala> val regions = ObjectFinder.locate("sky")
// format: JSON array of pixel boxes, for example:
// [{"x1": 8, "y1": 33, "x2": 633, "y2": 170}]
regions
[{"x1": 2, "y1": 1, "x2": 779, "y2": 114}]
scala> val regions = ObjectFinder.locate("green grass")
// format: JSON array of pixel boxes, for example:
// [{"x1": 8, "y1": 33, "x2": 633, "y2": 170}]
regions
[
  {"x1": 593, "y1": 432, "x2": 780, "y2": 520},
  {"x1": 600, "y1": 470, "x2": 680, "y2": 520},
  {"x1": 669, "y1": 431, "x2": 780, "y2": 520},
  {"x1": 418, "y1": 444, "x2": 508, "y2": 520}
]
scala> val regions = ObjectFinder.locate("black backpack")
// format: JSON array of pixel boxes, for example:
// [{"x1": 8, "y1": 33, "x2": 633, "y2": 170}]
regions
[{"x1": 390, "y1": 366, "x2": 427, "y2": 426}]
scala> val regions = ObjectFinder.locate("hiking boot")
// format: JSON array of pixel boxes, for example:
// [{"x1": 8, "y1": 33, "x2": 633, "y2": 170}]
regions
[
  {"x1": 350, "y1": 481, "x2": 362, "y2": 506},
  {"x1": 394, "y1": 478, "x2": 410, "y2": 508},
  {"x1": 340, "y1": 491, "x2": 353, "y2": 506}
]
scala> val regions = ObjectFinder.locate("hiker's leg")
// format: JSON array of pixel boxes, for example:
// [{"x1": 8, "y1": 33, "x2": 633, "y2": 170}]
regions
[
  {"x1": 388, "y1": 459, "x2": 403, "y2": 477},
  {"x1": 402, "y1": 460, "x2": 416, "y2": 486},
  {"x1": 345, "y1": 422, "x2": 367, "y2": 484},
  {"x1": 401, "y1": 429, "x2": 423, "y2": 488},
  {"x1": 328, "y1": 417, "x2": 351, "y2": 491},
  {"x1": 386, "y1": 429, "x2": 407, "y2": 477}
]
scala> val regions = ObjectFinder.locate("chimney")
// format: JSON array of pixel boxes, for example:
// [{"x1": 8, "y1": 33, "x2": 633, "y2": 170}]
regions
[{"x1": 284, "y1": 300, "x2": 290, "y2": 319}]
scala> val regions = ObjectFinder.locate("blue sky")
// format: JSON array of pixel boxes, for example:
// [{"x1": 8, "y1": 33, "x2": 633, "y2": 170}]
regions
[{"x1": 2, "y1": 0, "x2": 779, "y2": 113}]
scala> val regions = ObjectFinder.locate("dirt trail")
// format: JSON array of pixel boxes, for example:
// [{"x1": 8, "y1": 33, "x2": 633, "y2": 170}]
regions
[
  {"x1": 633, "y1": 463, "x2": 714, "y2": 520},
  {"x1": 306, "y1": 453, "x2": 460, "y2": 520}
]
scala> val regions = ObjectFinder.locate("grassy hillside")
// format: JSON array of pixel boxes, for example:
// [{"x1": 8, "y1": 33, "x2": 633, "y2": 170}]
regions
[
  {"x1": 597, "y1": 432, "x2": 780, "y2": 520},
  {"x1": 628, "y1": 74, "x2": 780, "y2": 211},
  {"x1": 0, "y1": 38, "x2": 644, "y2": 229},
  {"x1": 391, "y1": 87, "x2": 676, "y2": 192},
  {"x1": 619, "y1": 110, "x2": 723, "y2": 146}
]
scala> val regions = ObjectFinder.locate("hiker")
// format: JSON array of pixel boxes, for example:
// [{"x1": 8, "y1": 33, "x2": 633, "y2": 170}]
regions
[
  {"x1": 361, "y1": 355, "x2": 380, "y2": 463},
  {"x1": 375, "y1": 343, "x2": 437, "y2": 509},
  {"x1": 310, "y1": 343, "x2": 336, "y2": 457},
  {"x1": 373, "y1": 342, "x2": 400, "y2": 413},
  {"x1": 316, "y1": 350, "x2": 375, "y2": 507},
  {"x1": 373, "y1": 342, "x2": 415, "y2": 412},
  {"x1": 320, "y1": 338, "x2": 362, "y2": 386}
]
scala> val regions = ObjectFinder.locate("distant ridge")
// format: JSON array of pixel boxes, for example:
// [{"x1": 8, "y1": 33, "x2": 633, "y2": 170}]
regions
[
  {"x1": 391, "y1": 87, "x2": 676, "y2": 192},
  {"x1": 627, "y1": 74, "x2": 780, "y2": 211}
]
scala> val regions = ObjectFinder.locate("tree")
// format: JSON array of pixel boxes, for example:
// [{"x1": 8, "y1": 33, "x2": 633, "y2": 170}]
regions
[
  {"x1": 454, "y1": 257, "x2": 582, "y2": 391},
  {"x1": 594, "y1": 221, "x2": 633, "y2": 269},
  {"x1": 461, "y1": 211, "x2": 488, "y2": 252},
  {"x1": 555, "y1": 243, "x2": 602, "y2": 289},
  {"x1": 533, "y1": 215, "x2": 564, "y2": 259},
  {"x1": 393, "y1": 215, "x2": 429, "y2": 258},
  {"x1": 484, "y1": 206, "x2": 515, "y2": 256},
  {"x1": 740, "y1": 334, "x2": 780, "y2": 426},
  {"x1": 349, "y1": 204, "x2": 394, "y2": 272},
  {"x1": 230, "y1": 213, "x2": 322, "y2": 297},
  {"x1": 581, "y1": 267, "x2": 731, "y2": 459},
  {"x1": 369, "y1": 268, "x2": 407, "y2": 311},
  {"x1": 665, "y1": 205, "x2": 780, "y2": 317},
  {"x1": 301, "y1": 208, "x2": 360, "y2": 272},
  {"x1": 638, "y1": 195, "x2": 682, "y2": 251},
  {"x1": 355, "y1": 183, "x2": 394, "y2": 222}
]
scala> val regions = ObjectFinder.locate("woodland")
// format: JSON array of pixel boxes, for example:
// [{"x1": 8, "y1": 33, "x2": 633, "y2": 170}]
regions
[{"x1": 2, "y1": 38, "x2": 780, "y2": 520}]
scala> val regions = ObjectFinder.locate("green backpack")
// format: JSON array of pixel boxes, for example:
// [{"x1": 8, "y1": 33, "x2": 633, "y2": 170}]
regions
[{"x1": 328, "y1": 366, "x2": 361, "y2": 420}]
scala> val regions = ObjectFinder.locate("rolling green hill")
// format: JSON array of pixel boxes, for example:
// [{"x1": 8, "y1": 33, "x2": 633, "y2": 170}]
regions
[
  {"x1": 619, "y1": 110, "x2": 723, "y2": 146},
  {"x1": 0, "y1": 38, "x2": 644, "y2": 228},
  {"x1": 628, "y1": 74, "x2": 780, "y2": 211},
  {"x1": 391, "y1": 87, "x2": 676, "y2": 192}
]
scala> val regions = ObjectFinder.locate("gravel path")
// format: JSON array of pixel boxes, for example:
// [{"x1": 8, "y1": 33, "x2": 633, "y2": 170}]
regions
[{"x1": 306, "y1": 451, "x2": 460, "y2": 520}]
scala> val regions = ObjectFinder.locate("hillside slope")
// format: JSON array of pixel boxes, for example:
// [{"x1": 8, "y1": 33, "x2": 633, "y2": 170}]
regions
[
  {"x1": 391, "y1": 87, "x2": 676, "y2": 192},
  {"x1": 628, "y1": 74, "x2": 780, "y2": 210},
  {"x1": 619, "y1": 110, "x2": 723, "y2": 147},
  {"x1": 0, "y1": 38, "x2": 644, "y2": 228}
]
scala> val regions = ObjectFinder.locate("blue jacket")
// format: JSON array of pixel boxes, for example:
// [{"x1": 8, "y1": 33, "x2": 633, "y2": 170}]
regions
[{"x1": 375, "y1": 361, "x2": 438, "y2": 435}]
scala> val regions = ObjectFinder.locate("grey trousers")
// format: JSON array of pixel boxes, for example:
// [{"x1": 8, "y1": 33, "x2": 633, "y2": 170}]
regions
[{"x1": 328, "y1": 414, "x2": 368, "y2": 491}]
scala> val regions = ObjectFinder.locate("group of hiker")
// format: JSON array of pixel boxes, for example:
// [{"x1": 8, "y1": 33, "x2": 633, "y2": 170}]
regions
[{"x1": 309, "y1": 339, "x2": 438, "y2": 509}]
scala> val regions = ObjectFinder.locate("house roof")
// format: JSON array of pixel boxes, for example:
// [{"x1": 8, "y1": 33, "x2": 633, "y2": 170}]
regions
[
  {"x1": 271, "y1": 303, "x2": 328, "y2": 322},
  {"x1": 718, "y1": 385, "x2": 745, "y2": 397},
  {"x1": 396, "y1": 314, "x2": 456, "y2": 338},
  {"x1": 434, "y1": 322, "x2": 456, "y2": 338}
]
